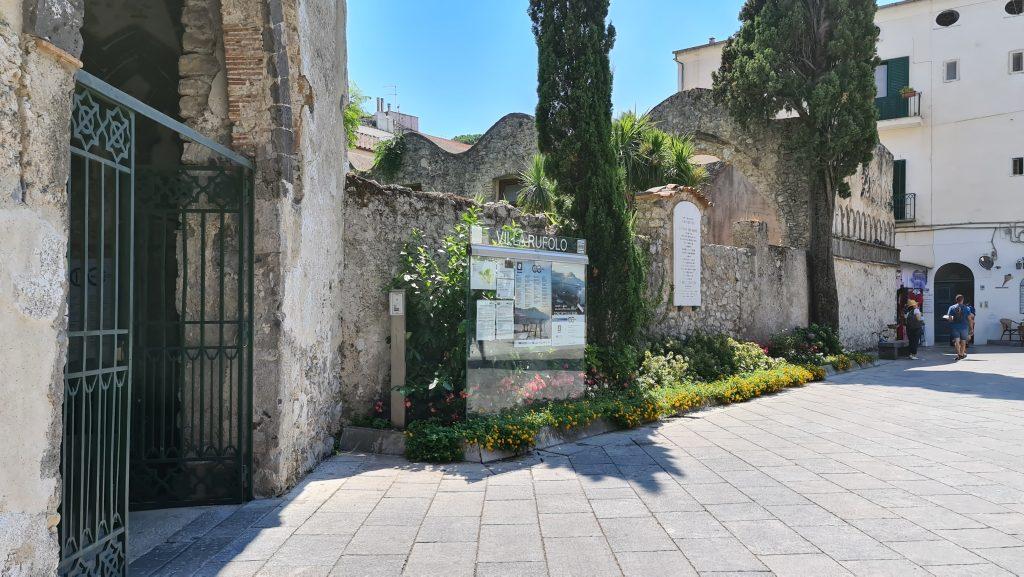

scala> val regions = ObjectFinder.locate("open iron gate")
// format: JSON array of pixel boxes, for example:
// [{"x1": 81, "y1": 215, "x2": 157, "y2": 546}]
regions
[
  {"x1": 61, "y1": 71, "x2": 253, "y2": 577},
  {"x1": 129, "y1": 163, "x2": 254, "y2": 510}
]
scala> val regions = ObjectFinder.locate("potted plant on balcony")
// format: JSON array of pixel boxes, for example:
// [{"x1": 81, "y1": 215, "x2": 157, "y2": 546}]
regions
[{"x1": 899, "y1": 86, "x2": 918, "y2": 99}]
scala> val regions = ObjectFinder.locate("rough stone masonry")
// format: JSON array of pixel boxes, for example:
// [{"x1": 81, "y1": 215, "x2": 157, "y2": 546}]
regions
[{"x1": 1, "y1": 1, "x2": 348, "y2": 574}]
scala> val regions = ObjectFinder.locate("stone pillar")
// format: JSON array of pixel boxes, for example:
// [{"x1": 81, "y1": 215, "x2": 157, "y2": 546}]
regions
[{"x1": 0, "y1": 17, "x2": 79, "y2": 574}]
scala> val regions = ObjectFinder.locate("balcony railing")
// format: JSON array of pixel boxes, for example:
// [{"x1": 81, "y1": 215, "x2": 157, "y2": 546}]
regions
[
  {"x1": 894, "y1": 193, "x2": 916, "y2": 222},
  {"x1": 877, "y1": 92, "x2": 921, "y2": 121}
]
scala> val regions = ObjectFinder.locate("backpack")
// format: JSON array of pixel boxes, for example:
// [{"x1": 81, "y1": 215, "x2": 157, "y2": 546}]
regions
[{"x1": 906, "y1": 308, "x2": 922, "y2": 330}]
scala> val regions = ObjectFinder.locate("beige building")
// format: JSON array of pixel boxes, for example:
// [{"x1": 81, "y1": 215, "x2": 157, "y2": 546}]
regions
[{"x1": 1, "y1": 0, "x2": 349, "y2": 574}]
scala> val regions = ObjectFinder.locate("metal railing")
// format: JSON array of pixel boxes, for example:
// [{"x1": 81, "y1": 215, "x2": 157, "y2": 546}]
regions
[
  {"x1": 894, "y1": 193, "x2": 916, "y2": 222},
  {"x1": 877, "y1": 92, "x2": 922, "y2": 121}
]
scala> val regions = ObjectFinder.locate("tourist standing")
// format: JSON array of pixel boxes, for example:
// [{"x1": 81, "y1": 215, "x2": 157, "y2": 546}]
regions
[
  {"x1": 905, "y1": 299, "x2": 923, "y2": 360},
  {"x1": 945, "y1": 295, "x2": 971, "y2": 360}
]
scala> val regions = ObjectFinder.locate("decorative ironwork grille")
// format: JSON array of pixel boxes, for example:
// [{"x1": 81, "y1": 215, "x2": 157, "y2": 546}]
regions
[
  {"x1": 894, "y1": 193, "x2": 916, "y2": 222},
  {"x1": 62, "y1": 81, "x2": 134, "y2": 577},
  {"x1": 62, "y1": 71, "x2": 254, "y2": 577},
  {"x1": 129, "y1": 165, "x2": 253, "y2": 509}
]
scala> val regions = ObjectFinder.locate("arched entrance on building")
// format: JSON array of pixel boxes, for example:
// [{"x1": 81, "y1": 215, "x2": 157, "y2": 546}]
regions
[
  {"x1": 933, "y1": 262, "x2": 975, "y2": 345},
  {"x1": 59, "y1": 1, "x2": 253, "y2": 574}
]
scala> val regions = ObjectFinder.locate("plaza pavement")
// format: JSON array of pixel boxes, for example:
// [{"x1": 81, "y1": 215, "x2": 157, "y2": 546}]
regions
[{"x1": 131, "y1": 346, "x2": 1024, "y2": 576}]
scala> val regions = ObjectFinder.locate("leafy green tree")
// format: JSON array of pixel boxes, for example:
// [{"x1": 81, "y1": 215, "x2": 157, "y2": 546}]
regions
[
  {"x1": 529, "y1": 0, "x2": 647, "y2": 348},
  {"x1": 612, "y1": 111, "x2": 707, "y2": 197},
  {"x1": 452, "y1": 133, "x2": 483, "y2": 145},
  {"x1": 712, "y1": 0, "x2": 879, "y2": 329},
  {"x1": 344, "y1": 83, "x2": 369, "y2": 148}
]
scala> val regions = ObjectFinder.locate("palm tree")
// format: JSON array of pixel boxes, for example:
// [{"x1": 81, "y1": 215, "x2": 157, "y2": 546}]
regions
[
  {"x1": 611, "y1": 111, "x2": 707, "y2": 195},
  {"x1": 516, "y1": 153, "x2": 557, "y2": 213}
]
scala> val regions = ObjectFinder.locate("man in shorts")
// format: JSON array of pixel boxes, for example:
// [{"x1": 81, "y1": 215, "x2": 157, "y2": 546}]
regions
[{"x1": 945, "y1": 294, "x2": 971, "y2": 360}]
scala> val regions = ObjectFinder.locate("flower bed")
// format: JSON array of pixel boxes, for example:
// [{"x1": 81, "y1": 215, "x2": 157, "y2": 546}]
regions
[{"x1": 405, "y1": 363, "x2": 816, "y2": 462}]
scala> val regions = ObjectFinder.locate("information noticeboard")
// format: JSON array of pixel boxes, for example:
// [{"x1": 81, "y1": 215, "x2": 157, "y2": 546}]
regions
[{"x1": 466, "y1": 226, "x2": 588, "y2": 415}]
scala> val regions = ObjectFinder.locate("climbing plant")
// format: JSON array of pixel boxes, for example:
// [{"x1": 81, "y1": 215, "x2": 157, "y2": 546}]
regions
[{"x1": 372, "y1": 133, "x2": 406, "y2": 179}]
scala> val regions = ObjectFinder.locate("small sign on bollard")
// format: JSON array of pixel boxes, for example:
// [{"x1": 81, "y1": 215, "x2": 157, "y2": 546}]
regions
[{"x1": 388, "y1": 289, "x2": 406, "y2": 429}]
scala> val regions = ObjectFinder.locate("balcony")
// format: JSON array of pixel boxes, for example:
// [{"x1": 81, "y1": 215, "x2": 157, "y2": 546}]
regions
[
  {"x1": 894, "y1": 193, "x2": 916, "y2": 223},
  {"x1": 877, "y1": 92, "x2": 922, "y2": 129}
]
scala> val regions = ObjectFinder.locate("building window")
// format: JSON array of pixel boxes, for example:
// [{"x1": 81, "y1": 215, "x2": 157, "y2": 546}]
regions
[
  {"x1": 1011, "y1": 51, "x2": 1024, "y2": 74},
  {"x1": 496, "y1": 177, "x2": 523, "y2": 204},
  {"x1": 1013, "y1": 157, "x2": 1024, "y2": 176},
  {"x1": 944, "y1": 60, "x2": 960, "y2": 82},
  {"x1": 875, "y1": 64, "x2": 888, "y2": 97},
  {"x1": 679, "y1": 62, "x2": 686, "y2": 90},
  {"x1": 936, "y1": 9, "x2": 960, "y2": 26},
  {"x1": 1007, "y1": 0, "x2": 1023, "y2": 16}
]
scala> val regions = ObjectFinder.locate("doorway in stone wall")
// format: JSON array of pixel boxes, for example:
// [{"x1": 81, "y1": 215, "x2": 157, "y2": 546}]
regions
[{"x1": 60, "y1": 1, "x2": 254, "y2": 573}]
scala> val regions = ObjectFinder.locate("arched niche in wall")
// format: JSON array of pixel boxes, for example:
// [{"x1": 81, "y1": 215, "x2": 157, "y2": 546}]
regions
[{"x1": 689, "y1": 156, "x2": 783, "y2": 247}]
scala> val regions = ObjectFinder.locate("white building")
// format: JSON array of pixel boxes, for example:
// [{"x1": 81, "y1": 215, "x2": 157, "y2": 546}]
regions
[{"x1": 674, "y1": 0, "x2": 1024, "y2": 346}]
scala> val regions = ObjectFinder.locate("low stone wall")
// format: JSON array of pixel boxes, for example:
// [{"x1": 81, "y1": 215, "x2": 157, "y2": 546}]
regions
[
  {"x1": 637, "y1": 185, "x2": 896, "y2": 350},
  {"x1": 339, "y1": 175, "x2": 549, "y2": 418},
  {"x1": 637, "y1": 187, "x2": 810, "y2": 344}
]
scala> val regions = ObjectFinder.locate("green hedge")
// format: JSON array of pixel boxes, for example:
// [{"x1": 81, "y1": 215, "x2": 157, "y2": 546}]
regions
[{"x1": 404, "y1": 363, "x2": 817, "y2": 462}]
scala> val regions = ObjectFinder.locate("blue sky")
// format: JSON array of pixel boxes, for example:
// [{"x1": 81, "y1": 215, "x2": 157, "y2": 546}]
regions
[{"x1": 349, "y1": 1, "x2": 898, "y2": 139}]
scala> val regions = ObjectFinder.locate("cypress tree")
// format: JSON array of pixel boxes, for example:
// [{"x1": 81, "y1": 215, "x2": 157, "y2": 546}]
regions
[
  {"x1": 529, "y1": 0, "x2": 647, "y2": 348},
  {"x1": 713, "y1": 0, "x2": 880, "y2": 329}
]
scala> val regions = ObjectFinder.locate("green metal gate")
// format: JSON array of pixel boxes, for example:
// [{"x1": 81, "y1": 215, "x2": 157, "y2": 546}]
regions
[
  {"x1": 129, "y1": 164, "x2": 254, "y2": 509},
  {"x1": 61, "y1": 71, "x2": 253, "y2": 577},
  {"x1": 62, "y1": 75, "x2": 135, "y2": 577}
]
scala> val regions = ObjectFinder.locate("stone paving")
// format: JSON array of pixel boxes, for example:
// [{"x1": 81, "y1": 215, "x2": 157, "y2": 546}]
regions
[{"x1": 131, "y1": 347, "x2": 1024, "y2": 576}]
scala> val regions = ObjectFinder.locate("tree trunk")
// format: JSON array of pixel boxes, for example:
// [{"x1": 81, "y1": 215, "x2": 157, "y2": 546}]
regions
[{"x1": 808, "y1": 174, "x2": 840, "y2": 329}]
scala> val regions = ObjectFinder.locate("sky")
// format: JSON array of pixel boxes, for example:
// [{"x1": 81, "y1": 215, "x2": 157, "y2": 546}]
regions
[{"x1": 348, "y1": 1, "x2": 900, "y2": 139}]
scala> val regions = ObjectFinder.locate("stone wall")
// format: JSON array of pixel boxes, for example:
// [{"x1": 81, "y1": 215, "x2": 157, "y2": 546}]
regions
[
  {"x1": 366, "y1": 112, "x2": 538, "y2": 199},
  {"x1": 836, "y1": 144, "x2": 896, "y2": 247},
  {"x1": 637, "y1": 185, "x2": 896, "y2": 350},
  {"x1": 637, "y1": 186, "x2": 809, "y2": 344},
  {"x1": 836, "y1": 257, "x2": 900, "y2": 350},
  {"x1": 263, "y1": 0, "x2": 349, "y2": 493},
  {"x1": 1, "y1": 1, "x2": 349, "y2": 571},
  {"x1": 0, "y1": 19, "x2": 76, "y2": 576},
  {"x1": 649, "y1": 89, "x2": 814, "y2": 250},
  {"x1": 339, "y1": 175, "x2": 550, "y2": 418}
]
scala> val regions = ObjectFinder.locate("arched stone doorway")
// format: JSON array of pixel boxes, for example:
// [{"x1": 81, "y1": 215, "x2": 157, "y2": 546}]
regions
[{"x1": 933, "y1": 262, "x2": 975, "y2": 345}]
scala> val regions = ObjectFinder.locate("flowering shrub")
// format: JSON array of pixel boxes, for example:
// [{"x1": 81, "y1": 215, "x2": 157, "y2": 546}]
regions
[
  {"x1": 636, "y1": 350, "x2": 690, "y2": 389},
  {"x1": 825, "y1": 353, "x2": 853, "y2": 371},
  {"x1": 768, "y1": 324, "x2": 845, "y2": 365},
  {"x1": 849, "y1": 351, "x2": 875, "y2": 366},
  {"x1": 404, "y1": 362, "x2": 817, "y2": 462},
  {"x1": 653, "y1": 334, "x2": 777, "y2": 382}
]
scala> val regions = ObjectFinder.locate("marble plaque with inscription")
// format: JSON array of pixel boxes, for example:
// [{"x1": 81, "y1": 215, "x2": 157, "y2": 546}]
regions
[{"x1": 673, "y1": 201, "x2": 702, "y2": 307}]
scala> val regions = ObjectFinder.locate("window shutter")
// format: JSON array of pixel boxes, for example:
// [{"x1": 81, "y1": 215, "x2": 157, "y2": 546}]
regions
[
  {"x1": 892, "y1": 159, "x2": 907, "y2": 220},
  {"x1": 877, "y1": 57, "x2": 910, "y2": 119},
  {"x1": 888, "y1": 57, "x2": 910, "y2": 93},
  {"x1": 893, "y1": 160, "x2": 907, "y2": 197}
]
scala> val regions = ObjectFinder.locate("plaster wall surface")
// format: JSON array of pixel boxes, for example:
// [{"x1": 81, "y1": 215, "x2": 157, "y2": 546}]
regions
[
  {"x1": 835, "y1": 257, "x2": 901, "y2": 349},
  {"x1": 265, "y1": 0, "x2": 350, "y2": 493},
  {"x1": 339, "y1": 175, "x2": 550, "y2": 419},
  {"x1": 675, "y1": 41, "x2": 725, "y2": 92},
  {"x1": 0, "y1": 12, "x2": 74, "y2": 575}
]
